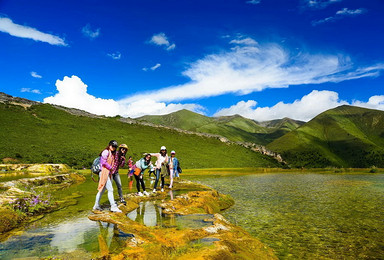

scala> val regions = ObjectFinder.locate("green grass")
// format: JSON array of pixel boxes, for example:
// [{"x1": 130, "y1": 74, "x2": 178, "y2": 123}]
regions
[
  {"x1": 0, "y1": 103, "x2": 281, "y2": 169},
  {"x1": 267, "y1": 105, "x2": 384, "y2": 168},
  {"x1": 138, "y1": 109, "x2": 303, "y2": 145}
]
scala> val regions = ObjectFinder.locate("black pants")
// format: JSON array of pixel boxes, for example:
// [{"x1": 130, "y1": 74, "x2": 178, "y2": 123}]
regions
[{"x1": 134, "y1": 173, "x2": 146, "y2": 192}]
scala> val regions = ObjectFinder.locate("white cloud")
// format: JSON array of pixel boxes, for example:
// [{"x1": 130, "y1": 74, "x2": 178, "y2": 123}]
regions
[
  {"x1": 305, "y1": 0, "x2": 342, "y2": 9},
  {"x1": 215, "y1": 91, "x2": 384, "y2": 122},
  {"x1": 81, "y1": 24, "x2": 100, "y2": 39},
  {"x1": 120, "y1": 39, "x2": 384, "y2": 105},
  {"x1": 336, "y1": 8, "x2": 365, "y2": 15},
  {"x1": 21, "y1": 88, "x2": 41, "y2": 94},
  {"x1": 107, "y1": 52, "x2": 121, "y2": 60},
  {"x1": 312, "y1": 8, "x2": 366, "y2": 26},
  {"x1": 118, "y1": 99, "x2": 204, "y2": 118},
  {"x1": 142, "y1": 63, "x2": 161, "y2": 71},
  {"x1": 230, "y1": 37, "x2": 258, "y2": 46},
  {"x1": 44, "y1": 76, "x2": 120, "y2": 116},
  {"x1": 149, "y1": 32, "x2": 176, "y2": 51},
  {"x1": 151, "y1": 63, "x2": 161, "y2": 70},
  {"x1": 352, "y1": 96, "x2": 384, "y2": 111},
  {"x1": 43, "y1": 75, "x2": 203, "y2": 118},
  {"x1": 214, "y1": 90, "x2": 348, "y2": 121},
  {"x1": 31, "y1": 71, "x2": 42, "y2": 78},
  {"x1": 0, "y1": 17, "x2": 67, "y2": 46},
  {"x1": 246, "y1": 0, "x2": 261, "y2": 5}
]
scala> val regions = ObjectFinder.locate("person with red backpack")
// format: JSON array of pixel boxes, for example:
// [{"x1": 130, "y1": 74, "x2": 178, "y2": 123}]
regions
[{"x1": 93, "y1": 140, "x2": 122, "y2": 213}]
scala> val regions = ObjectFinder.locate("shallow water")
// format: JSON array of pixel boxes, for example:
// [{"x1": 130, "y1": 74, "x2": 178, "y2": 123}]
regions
[
  {"x1": 0, "y1": 172, "x2": 172, "y2": 259},
  {"x1": 127, "y1": 200, "x2": 214, "y2": 229},
  {"x1": 185, "y1": 173, "x2": 384, "y2": 259}
]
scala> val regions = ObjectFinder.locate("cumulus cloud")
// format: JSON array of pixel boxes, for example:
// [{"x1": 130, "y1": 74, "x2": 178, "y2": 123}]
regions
[
  {"x1": 312, "y1": 8, "x2": 366, "y2": 26},
  {"x1": 214, "y1": 90, "x2": 349, "y2": 121},
  {"x1": 118, "y1": 99, "x2": 204, "y2": 118},
  {"x1": 352, "y1": 96, "x2": 384, "y2": 111},
  {"x1": 44, "y1": 76, "x2": 120, "y2": 116},
  {"x1": 215, "y1": 90, "x2": 384, "y2": 121},
  {"x1": 0, "y1": 17, "x2": 67, "y2": 46},
  {"x1": 82, "y1": 24, "x2": 100, "y2": 39},
  {"x1": 43, "y1": 75, "x2": 203, "y2": 118},
  {"x1": 120, "y1": 39, "x2": 384, "y2": 105},
  {"x1": 21, "y1": 88, "x2": 41, "y2": 94},
  {"x1": 31, "y1": 71, "x2": 42, "y2": 78},
  {"x1": 149, "y1": 32, "x2": 176, "y2": 51},
  {"x1": 107, "y1": 52, "x2": 121, "y2": 60}
]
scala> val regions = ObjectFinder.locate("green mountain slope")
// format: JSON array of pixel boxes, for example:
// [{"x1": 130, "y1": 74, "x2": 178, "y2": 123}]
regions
[
  {"x1": 267, "y1": 105, "x2": 384, "y2": 168},
  {"x1": 138, "y1": 110, "x2": 303, "y2": 145},
  {"x1": 0, "y1": 100, "x2": 281, "y2": 169}
]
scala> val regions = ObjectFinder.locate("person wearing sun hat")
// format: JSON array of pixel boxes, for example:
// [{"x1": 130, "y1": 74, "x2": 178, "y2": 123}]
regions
[
  {"x1": 150, "y1": 146, "x2": 169, "y2": 192},
  {"x1": 111, "y1": 143, "x2": 128, "y2": 205},
  {"x1": 168, "y1": 150, "x2": 179, "y2": 189}
]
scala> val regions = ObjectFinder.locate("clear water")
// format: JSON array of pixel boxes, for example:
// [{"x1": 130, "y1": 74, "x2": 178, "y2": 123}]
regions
[
  {"x1": 127, "y1": 200, "x2": 214, "y2": 229},
  {"x1": 0, "y1": 172, "x2": 209, "y2": 259},
  {"x1": 185, "y1": 173, "x2": 384, "y2": 259}
]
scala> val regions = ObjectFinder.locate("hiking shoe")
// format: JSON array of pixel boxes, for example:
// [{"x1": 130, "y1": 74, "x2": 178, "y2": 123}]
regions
[
  {"x1": 137, "y1": 192, "x2": 143, "y2": 196},
  {"x1": 93, "y1": 206, "x2": 102, "y2": 211},
  {"x1": 161, "y1": 188, "x2": 164, "y2": 192},
  {"x1": 120, "y1": 198, "x2": 127, "y2": 205},
  {"x1": 143, "y1": 191, "x2": 149, "y2": 196},
  {"x1": 110, "y1": 205, "x2": 122, "y2": 213},
  {"x1": 153, "y1": 189, "x2": 156, "y2": 193}
]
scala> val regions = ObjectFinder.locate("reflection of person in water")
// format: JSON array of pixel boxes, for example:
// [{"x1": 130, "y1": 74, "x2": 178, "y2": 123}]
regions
[
  {"x1": 97, "y1": 221, "x2": 127, "y2": 255},
  {"x1": 97, "y1": 221, "x2": 115, "y2": 255},
  {"x1": 127, "y1": 201, "x2": 162, "y2": 227}
]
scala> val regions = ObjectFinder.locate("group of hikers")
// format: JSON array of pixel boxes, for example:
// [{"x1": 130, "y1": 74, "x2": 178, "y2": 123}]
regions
[{"x1": 93, "y1": 140, "x2": 180, "y2": 213}]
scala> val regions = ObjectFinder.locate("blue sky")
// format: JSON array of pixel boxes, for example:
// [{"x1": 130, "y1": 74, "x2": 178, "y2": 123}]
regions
[{"x1": 0, "y1": 0, "x2": 383, "y2": 121}]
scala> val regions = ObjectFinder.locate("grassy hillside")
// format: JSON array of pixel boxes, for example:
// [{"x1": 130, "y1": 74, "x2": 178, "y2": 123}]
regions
[
  {"x1": 267, "y1": 105, "x2": 384, "y2": 168},
  {"x1": 0, "y1": 102, "x2": 281, "y2": 169},
  {"x1": 138, "y1": 110, "x2": 303, "y2": 145}
]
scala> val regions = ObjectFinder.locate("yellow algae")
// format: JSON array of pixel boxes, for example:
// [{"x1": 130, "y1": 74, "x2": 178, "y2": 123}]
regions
[{"x1": 87, "y1": 182, "x2": 277, "y2": 260}]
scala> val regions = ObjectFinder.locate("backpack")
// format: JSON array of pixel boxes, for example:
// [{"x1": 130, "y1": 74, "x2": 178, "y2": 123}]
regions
[
  {"x1": 91, "y1": 156, "x2": 101, "y2": 173},
  {"x1": 177, "y1": 161, "x2": 182, "y2": 174},
  {"x1": 91, "y1": 156, "x2": 101, "y2": 182}
]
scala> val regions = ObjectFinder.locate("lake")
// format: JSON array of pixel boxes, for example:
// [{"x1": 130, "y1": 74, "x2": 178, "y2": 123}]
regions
[
  {"x1": 1, "y1": 171, "x2": 383, "y2": 259},
  {"x1": 185, "y1": 172, "x2": 384, "y2": 259}
]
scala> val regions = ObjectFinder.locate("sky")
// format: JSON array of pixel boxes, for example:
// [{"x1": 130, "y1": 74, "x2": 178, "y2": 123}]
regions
[{"x1": 0, "y1": 0, "x2": 383, "y2": 121}]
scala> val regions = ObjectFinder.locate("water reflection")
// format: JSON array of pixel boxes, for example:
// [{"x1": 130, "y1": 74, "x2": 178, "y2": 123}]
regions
[
  {"x1": 127, "y1": 201, "x2": 213, "y2": 229},
  {"x1": 0, "y1": 217, "x2": 132, "y2": 259}
]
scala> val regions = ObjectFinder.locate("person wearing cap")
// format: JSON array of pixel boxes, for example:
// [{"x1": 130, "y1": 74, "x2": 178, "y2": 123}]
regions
[
  {"x1": 168, "y1": 150, "x2": 179, "y2": 189},
  {"x1": 93, "y1": 140, "x2": 122, "y2": 213},
  {"x1": 150, "y1": 146, "x2": 169, "y2": 192},
  {"x1": 111, "y1": 144, "x2": 128, "y2": 205}
]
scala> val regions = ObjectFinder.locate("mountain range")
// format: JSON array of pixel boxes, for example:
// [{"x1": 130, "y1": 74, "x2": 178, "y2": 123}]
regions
[{"x1": 2, "y1": 92, "x2": 384, "y2": 168}]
